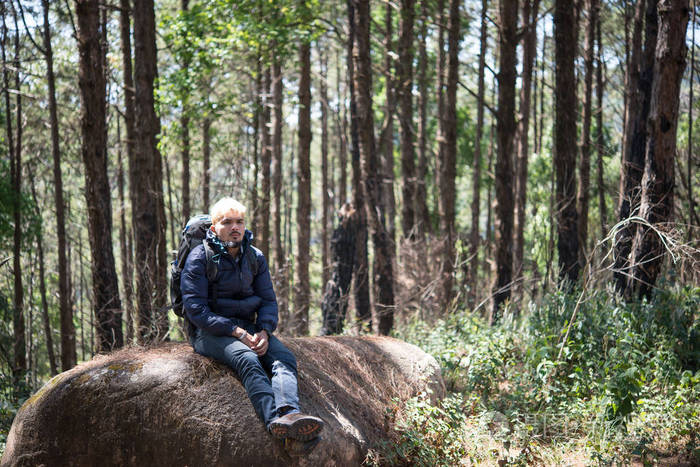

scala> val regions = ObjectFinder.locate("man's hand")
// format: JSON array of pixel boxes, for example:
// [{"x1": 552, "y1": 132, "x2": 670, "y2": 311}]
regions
[
  {"x1": 251, "y1": 330, "x2": 269, "y2": 356},
  {"x1": 234, "y1": 327, "x2": 255, "y2": 349}
]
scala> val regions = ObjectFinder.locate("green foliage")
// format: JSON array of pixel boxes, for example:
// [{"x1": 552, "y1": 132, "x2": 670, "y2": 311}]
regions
[{"x1": 385, "y1": 286, "x2": 700, "y2": 464}]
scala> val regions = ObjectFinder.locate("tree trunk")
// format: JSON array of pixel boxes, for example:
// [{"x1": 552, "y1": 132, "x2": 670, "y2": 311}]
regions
[
  {"x1": 439, "y1": 0, "x2": 460, "y2": 308},
  {"x1": 398, "y1": 0, "x2": 416, "y2": 239},
  {"x1": 260, "y1": 66, "x2": 272, "y2": 259},
  {"x1": 491, "y1": 0, "x2": 518, "y2": 320},
  {"x1": 382, "y1": 1, "x2": 397, "y2": 241},
  {"x1": 554, "y1": 0, "x2": 580, "y2": 285},
  {"x1": 271, "y1": 56, "x2": 288, "y2": 329},
  {"x1": 117, "y1": 118, "x2": 134, "y2": 344},
  {"x1": 39, "y1": 0, "x2": 76, "y2": 369},
  {"x1": 320, "y1": 45, "x2": 331, "y2": 288},
  {"x1": 469, "y1": 0, "x2": 488, "y2": 306},
  {"x1": 687, "y1": 0, "x2": 696, "y2": 239},
  {"x1": 614, "y1": 0, "x2": 656, "y2": 294},
  {"x1": 76, "y1": 0, "x2": 124, "y2": 351},
  {"x1": 336, "y1": 49, "x2": 348, "y2": 206},
  {"x1": 629, "y1": 0, "x2": 689, "y2": 298},
  {"x1": 202, "y1": 117, "x2": 211, "y2": 211},
  {"x1": 320, "y1": 205, "x2": 356, "y2": 335},
  {"x1": 576, "y1": 0, "x2": 598, "y2": 269},
  {"x1": 595, "y1": 12, "x2": 607, "y2": 242},
  {"x1": 416, "y1": 0, "x2": 431, "y2": 236},
  {"x1": 435, "y1": 0, "x2": 446, "y2": 216},
  {"x1": 132, "y1": 0, "x2": 168, "y2": 342},
  {"x1": 180, "y1": 0, "x2": 191, "y2": 221},
  {"x1": 353, "y1": 0, "x2": 395, "y2": 335},
  {"x1": 294, "y1": 39, "x2": 312, "y2": 336},
  {"x1": 513, "y1": 0, "x2": 540, "y2": 305}
]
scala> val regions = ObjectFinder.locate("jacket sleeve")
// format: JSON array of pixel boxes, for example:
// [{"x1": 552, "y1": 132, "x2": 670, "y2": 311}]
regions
[
  {"x1": 181, "y1": 245, "x2": 236, "y2": 336},
  {"x1": 251, "y1": 251, "x2": 278, "y2": 334}
]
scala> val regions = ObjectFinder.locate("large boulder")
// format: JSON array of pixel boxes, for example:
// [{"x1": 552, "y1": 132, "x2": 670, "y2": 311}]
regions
[{"x1": 2, "y1": 336, "x2": 444, "y2": 466}]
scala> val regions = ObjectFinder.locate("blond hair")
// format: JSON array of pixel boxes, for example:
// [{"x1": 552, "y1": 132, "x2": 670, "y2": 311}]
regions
[{"x1": 210, "y1": 197, "x2": 247, "y2": 224}]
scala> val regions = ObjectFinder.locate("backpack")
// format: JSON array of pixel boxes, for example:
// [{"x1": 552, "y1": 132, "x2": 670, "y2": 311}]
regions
[{"x1": 170, "y1": 214, "x2": 260, "y2": 318}]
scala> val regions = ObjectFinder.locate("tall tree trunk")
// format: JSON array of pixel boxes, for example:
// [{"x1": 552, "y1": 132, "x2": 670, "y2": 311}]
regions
[
  {"x1": 554, "y1": 0, "x2": 580, "y2": 285},
  {"x1": 491, "y1": 0, "x2": 518, "y2": 321},
  {"x1": 320, "y1": 45, "x2": 331, "y2": 288},
  {"x1": 271, "y1": 56, "x2": 288, "y2": 329},
  {"x1": 76, "y1": 0, "x2": 124, "y2": 351},
  {"x1": 336, "y1": 48, "x2": 348, "y2": 206},
  {"x1": 251, "y1": 55, "x2": 262, "y2": 223},
  {"x1": 595, "y1": 12, "x2": 607, "y2": 242},
  {"x1": 294, "y1": 39, "x2": 312, "y2": 336},
  {"x1": 180, "y1": 0, "x2": 191, "y2": 221},
  {"x1": 30, "y1": 174, "x2": 58, "y2": 376},
  {"x1": 416, "y1": 0, "x2": 431, "y2": 236},
  {"x1": 202, "y1": 117, "x2": 211, "y2": 211},
  {"x1": 347, "y1": 0, "x2": 371, "y2": 331},
  {"x1": 398, "y1": 0, "x2": 416, "y2": 239},
  {"x1": 320, "y1": 205, "x2": 356, "y2": 335},
  {"x1": 688, "y1": 0, "x2": 696, "y2": 240},
  {"x1": 132, "y1": 0, "x2": 168, "y2": 342},
  {"x1": 513, "y1": 0, "x2": 540, "y2": 305},
  {"x1": 260, "y1": 66, "x2": 272, "y2": 258},
  {"x1": 440, "y1": 0, "x2": 460, "y2": 307},
  {"x1": 117, "y1": 118, "x2": 134, "y2": 344},
  {"x1": 5, "y1": 2, "x2": 26, "y2": 386},
  {"x1": 40, "y1": 0, "x2": 76, "y2": 369},
  {"x1": 629, "y1": 0, "x2": 689, "y2": 298},
  {"x1": 614, "y1": 0, "x2": 656, "y2": 294},
  {"x1": 353, "y1": 0, "x2": 395, "y2": 335},
  {"x1": 576, "y1": 0, "x2": 598, "y2": 269},
  {"x1": 382, "y1": 0, "x2": 397, "y2": 241},
  {"x1": 469, "y1": 0, "x2": 488, "y2": 306},
  {"x1": 435, "y1": 0, "x2": 446, "y2": 216}
]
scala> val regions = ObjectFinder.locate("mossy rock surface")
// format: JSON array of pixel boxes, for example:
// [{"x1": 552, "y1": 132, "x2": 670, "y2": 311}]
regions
[{"x1": 2, "y1": 336, "x2": 444, "y2": 466}]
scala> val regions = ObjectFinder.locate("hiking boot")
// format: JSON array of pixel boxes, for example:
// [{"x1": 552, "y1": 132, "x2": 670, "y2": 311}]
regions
[
  {"x1": 268, "y1": 413, "x2": 324, "y2": 441},
  {"x1": 284, "y1": 436, "x2": 321, "y2": 457}
]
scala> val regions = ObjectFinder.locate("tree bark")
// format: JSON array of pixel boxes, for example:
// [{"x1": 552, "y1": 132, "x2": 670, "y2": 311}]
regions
[
  {"x1": 76, "y1": 0, "x2": 124, "y2": 352},
  {"x1": 435, "y1": 0, "x2": 446, "y2": 217},
  {"x1": 294, "y1": 39, "x2": 312, "y2": 336},
  {"x1": 202, "y1": 117, "x2": 211, "y2": 211},
  {"x1": 595, "y1": 12, "x2": 607, "y2": 241},
  {"x1": 688, "y1": 0, "x2": 696, "y2": 240},
  {"x1": 629, "y1": 0, "x2": 689, "y2": 298},
  {"x1": 260, "y1": 66, "x2": 272, "y2": 259},
  {"x1": 513, "y1": 0, "x2": 540, "y2": 305},
  {"x1": 353, "y1": 0, "x2": 395, "y2": 335},
  {"x1": 320, "y1": 205, "x2": 356, "y2": 335},
  {"x1": 180, "y1": 0, "x2": 191, "y2": 221},
  {"x1": 439, "y1": 0, "x2": 460, "y2": 307},
  {"x1": 554, "y1": 0, "x2": 580, "y2": 285},
  {"x1": 117, "y1": 119, "x2": 134, "y2": 345},
  {"x1": 39, "y1": 0, "x2": 76, "y2": 369},
  {"x1": 132, "y1": 0, "x2": 168, "y2": 342},
  {"x1": 416, "y1": 0, "x2": 431, "y2": 236},
  {"x1": 382, "y1": 0, "x2": 397, "y2": 241},
  {"x1": 320, "y1": 45, "x2": 331, "y2": 289},
  {"x1": 347, "y1": 0, "x2": 371, "y2": 331},
  {"x1": 491, "y1": 0, "x2": 518, "y2": 320},
  {"x1": 469, "y1": 0, "x2": 488, "y2": 306},
  {"x1": 614, "y1": 0, "x2": 657, "y2": 294},
  {"x1": 576, "y1": 0, "x2": 598, "y2": 269},
  {"x1": 271, "y1": 56, "x2": 288, "y2": 329},
  {"x1": 397, "y1": 0, "x2": 416, "y2": 239}
]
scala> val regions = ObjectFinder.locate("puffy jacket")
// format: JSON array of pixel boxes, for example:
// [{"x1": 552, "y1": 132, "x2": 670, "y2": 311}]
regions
[{"x1": 180, "y1": 229, "x2": 278, "y2": 336}]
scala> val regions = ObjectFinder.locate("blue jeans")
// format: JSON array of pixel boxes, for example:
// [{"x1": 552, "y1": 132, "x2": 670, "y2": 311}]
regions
[{"x1": 190, "y1": 319, "x2": 300, "y2": 427}]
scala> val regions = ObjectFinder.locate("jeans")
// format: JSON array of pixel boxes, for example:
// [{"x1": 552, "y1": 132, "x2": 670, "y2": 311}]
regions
[{"x1": 190, "y1": 319, "x2": 300, "y2": 427}]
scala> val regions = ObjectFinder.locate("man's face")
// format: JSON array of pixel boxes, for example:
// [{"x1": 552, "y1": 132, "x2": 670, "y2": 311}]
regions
[{"x1": 212, "y1": 210, "x2": 245, "y2": 244}]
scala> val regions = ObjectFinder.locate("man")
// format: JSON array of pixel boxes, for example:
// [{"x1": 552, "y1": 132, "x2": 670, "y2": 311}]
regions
[{"x1": 181, "y1": 197, "x2": 323, "y2": 455}]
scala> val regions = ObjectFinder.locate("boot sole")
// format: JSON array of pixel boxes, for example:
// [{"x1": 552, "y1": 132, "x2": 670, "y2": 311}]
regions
[{"x1": 269, "y1": 416, "x2": 324, "y2": 441}]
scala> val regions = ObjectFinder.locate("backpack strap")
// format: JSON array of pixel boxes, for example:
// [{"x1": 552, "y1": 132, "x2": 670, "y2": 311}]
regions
[
  {"x1": 245, "y1": 246, "x2": 259, "y2": 277},
  {"x1": 203, "y1": 242, "x2": 219, "y2": 307}
]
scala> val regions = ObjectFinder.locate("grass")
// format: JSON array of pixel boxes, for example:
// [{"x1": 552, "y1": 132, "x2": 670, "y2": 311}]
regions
[{"x1": 374, "y1": 285, "x2": 700, "y2": 466}]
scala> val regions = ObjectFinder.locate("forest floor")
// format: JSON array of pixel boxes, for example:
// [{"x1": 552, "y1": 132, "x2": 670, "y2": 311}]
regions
[{"x1": 375, "y1": 285, "x2": 700, "y2": 466}]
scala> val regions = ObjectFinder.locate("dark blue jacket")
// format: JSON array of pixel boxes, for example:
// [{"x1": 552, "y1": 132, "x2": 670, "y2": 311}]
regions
[{"x1": 181, "y1": 229, "x2": 278, "y2": 336}]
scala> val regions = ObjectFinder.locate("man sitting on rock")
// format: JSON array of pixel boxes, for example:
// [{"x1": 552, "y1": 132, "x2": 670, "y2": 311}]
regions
[{"x1": 181, "y1": 197, "x2": 324, "y2": 455}]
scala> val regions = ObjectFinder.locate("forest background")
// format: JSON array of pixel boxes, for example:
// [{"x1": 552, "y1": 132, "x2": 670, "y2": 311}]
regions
[{"x1": 1, "y1": 0, "x2": 698, "y2": 463}]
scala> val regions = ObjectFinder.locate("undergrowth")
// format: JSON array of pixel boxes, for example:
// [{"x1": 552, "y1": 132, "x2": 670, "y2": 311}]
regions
[{"x1": 372, "y1": 286, "x2": 700, "y2": 466}]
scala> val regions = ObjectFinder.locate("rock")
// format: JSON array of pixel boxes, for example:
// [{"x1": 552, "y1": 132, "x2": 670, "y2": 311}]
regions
[{"x1": 2, "y1": 336, "x2": 444, "y2": 466}]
